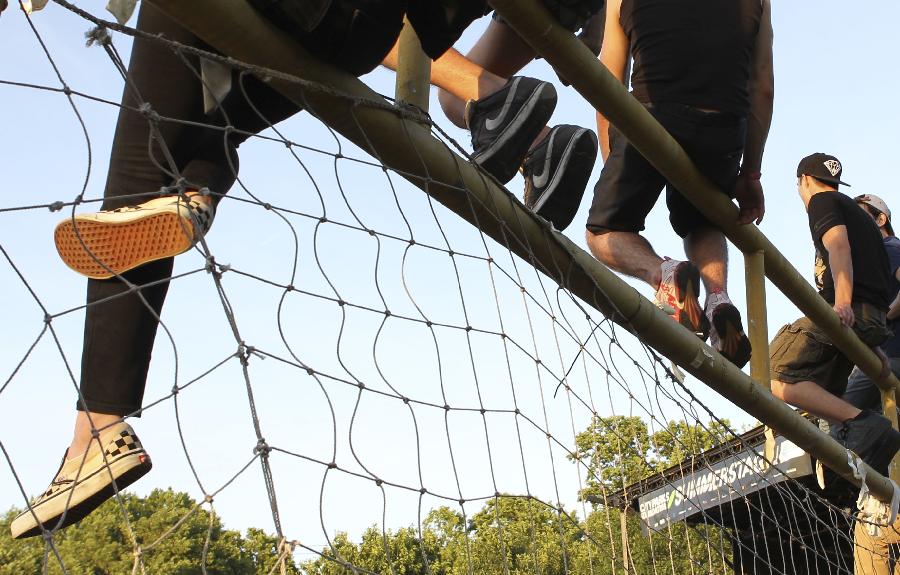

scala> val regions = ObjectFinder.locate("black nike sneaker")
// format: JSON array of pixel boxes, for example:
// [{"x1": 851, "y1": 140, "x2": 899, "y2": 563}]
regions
[
  {"x1": 465, "y1": 76, "x2": 557, "y2": 184},
  {"x1": 522, "y1": 124, "x2": 598, "y2": 231}
]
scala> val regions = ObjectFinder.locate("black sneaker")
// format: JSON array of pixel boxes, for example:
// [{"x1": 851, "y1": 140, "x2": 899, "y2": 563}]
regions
[
  {"x1": 466, "y1": 76, "x2": 557, "y2": 184},
  {"x1": 830, "y1": 410, "x2": 900, "y2": 477},
  {"x1": 522, "y1": 124, "x2": 598, "y2": 231}
]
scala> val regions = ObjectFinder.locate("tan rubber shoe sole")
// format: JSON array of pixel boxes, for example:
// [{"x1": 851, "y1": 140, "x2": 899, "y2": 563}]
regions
[{"x1": 54, "y1": 196, "x2": 213, "y2": 279}]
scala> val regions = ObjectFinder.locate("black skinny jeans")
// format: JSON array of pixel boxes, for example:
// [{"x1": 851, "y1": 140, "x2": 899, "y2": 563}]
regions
[{"x1": 79, "y1": 4, "x2": 302, "y2": 415}]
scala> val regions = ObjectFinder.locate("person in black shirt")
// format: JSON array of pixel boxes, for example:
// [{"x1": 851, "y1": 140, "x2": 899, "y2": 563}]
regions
[
  {"x1": 585, "y1": 0, "x2": 774, "y2": 370},
  {"x1": 836, "y1": 194, "x2": 900, "y2": 575},
  {"x1": 769, "y1": 153, "x2": 900, "y2": 476},
  {"x1": 10, "y1": 0, "x2": 489, "y2": 541},
  {"x1": 841, "y1": 194, "x2": 900, "y2": 412}
]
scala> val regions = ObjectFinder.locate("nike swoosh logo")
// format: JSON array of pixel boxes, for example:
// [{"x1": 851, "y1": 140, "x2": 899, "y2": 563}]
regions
[
  {"x1": 484, "y1": 78, "x2": 522, "y2": 131},
  {"x1": 531, "y1": 128, "x2": 559, "y2": 189}
]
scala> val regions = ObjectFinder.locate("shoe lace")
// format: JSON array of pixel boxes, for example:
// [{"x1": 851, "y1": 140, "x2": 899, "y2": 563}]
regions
[{"x1": 37, "y1": 477, "x2": 74, "y2": 500}]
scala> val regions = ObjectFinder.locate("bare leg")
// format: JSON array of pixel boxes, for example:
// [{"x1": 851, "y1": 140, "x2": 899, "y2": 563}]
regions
[
  {"x1": 384, "y1": 43, "x2": 508, "y2": 129},
  {"x1": 70, "y1": 411, "x2": 122, "y2": 458},
  {"x1": 586, "y1": 230, "x2": 664, "y2": 288},
  {"x1": 385, "y1": 19, "x2": 552, "y2": 139},
  {"x1": 684, "y1": 225, "x2": 727, "y2": 294},
  {"x1": 770, "y1": 379, "x2": 861, "y2": 423},
  {"x1": 438, "y1": 18, "x2": 539, "y2": 128}
]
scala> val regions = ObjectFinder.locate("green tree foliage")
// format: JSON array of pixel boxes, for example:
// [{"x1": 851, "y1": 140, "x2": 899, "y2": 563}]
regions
[
  {"x1": 305, "y1": 416, "x2": 736, "y2": 575},
  {"x1": 2, "y1": 417, "x2": 735, "y2": 575},
  {"x1": 569, "y1": 415, "x2": 732, "y2": 503},
  {"x1": 571, "y1": 415, "x2": 654, "y2": 501},
  {"x1": 0, "y1": 488, "x2": 300, "y2": 575}
]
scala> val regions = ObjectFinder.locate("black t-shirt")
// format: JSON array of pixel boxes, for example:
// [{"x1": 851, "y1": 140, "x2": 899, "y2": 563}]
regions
[
  {"x1": 620, "y1": 0, "x2": 762, "y2": 116},
  {"x1": 882, "y1": 236, "x2": 900, "y2": 357},
  {"x1": 807, "y1": 191, "x2": 891, "y2": 309}
]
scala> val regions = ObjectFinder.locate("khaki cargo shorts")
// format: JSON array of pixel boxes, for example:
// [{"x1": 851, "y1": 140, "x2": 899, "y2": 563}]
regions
[{"x1": 769, "y1": 302, "x2": 891, "y2": 395}]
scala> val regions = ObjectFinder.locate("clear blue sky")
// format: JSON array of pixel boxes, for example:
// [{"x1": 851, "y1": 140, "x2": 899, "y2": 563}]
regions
[{"x1": 1, "y1": 0, "x2": 899, "y2": 561}]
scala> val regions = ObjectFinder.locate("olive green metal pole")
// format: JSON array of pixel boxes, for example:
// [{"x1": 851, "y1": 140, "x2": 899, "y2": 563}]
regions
[
  {"x1": 745, "y1": 251, "x2": 777, "y2": 467},
  {"x1": 394, "y1": 17, "x2": 431, "y2": 111},
  {"x1": 620, "y1": 510, "x2": 631, "y2": 574},
  {"x1": 147, "y1": 0, "x2": 898, "y2": 503},
  {"x1": 490, "y1": 0, "x2": 900, "y2": 477}
]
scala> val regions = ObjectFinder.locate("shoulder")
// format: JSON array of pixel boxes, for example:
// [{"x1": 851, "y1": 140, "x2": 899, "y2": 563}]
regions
[
  {"x1": 807, "y1": 193, "x2": 846, "y2": 236},
  {"x1": 808, "y1": 192, "x2": 841, "y2": 211},
  {"x1": 885, "y1": 236, "x2": 900, "y2": 254}
]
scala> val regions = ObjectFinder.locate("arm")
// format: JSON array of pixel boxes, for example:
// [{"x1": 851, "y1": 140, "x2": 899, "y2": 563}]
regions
[
  {"x1": 822, "y1": 225, "x2": 855, "y2": 326},
  {"x1": 732, "y1": 0, "x2": 774, "y2": 225},
  {"x1": 596, "y1": 0, "x2": 628, "y2": 162}
]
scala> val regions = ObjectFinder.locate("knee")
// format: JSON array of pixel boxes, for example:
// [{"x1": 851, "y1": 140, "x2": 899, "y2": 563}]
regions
[
  {"x1": 770, "y1": 379, "x2": 788, "y2": 401},
  {"x1": 437, "y1": 88, "x2": 466, "y2": 130},
  {"x1": 585, "y1": 229, "x2": 606, "y2": 260}
]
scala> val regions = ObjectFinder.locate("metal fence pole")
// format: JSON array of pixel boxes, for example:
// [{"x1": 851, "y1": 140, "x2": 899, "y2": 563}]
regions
[
  {"x1": 745, "y1": 251, "x2": 776, "y2": 466},
  {"x1": 394, "y1": 17, "x2": 430, "y2": 111}
]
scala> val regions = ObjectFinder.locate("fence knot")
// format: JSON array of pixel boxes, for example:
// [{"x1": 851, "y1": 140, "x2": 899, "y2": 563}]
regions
[
  {"x1": 85, "y1": 26, "x2": 111, "y2": 47},
  {"x1": 254, "y1": 438, "x2": 271, "y2": 456},
  {"x1": 138, "y1": 103, "x2": 160, "y2": 122}
]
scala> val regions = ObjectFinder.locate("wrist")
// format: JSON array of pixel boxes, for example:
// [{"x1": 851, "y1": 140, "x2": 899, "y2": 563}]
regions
[{"x1": 738, "y1": 169, "x2": 762, "y2": 180}]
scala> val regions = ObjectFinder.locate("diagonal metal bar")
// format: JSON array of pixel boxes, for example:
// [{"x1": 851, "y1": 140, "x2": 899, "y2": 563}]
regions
[{"x1": 147, "y1": 0, "x2": 897, "y2": 503}]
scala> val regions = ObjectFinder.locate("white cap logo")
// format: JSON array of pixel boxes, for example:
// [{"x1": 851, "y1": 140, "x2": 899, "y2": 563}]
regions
[{"x1": 823, "y1": 159, "x2": 841, "y2": 177}]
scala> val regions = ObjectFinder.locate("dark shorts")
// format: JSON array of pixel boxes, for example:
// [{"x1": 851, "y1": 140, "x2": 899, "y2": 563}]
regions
[
  {"x1": 249, "y1": 0, "x2": 490, "y2": 75},
  {"x1": 586, "y1": 102, "x2": 747, "y2": 238},
  {"x1": 769, "y1": 302, "x2": 892, "y2": 396},
  {"x1": 492, "y1": 0, "x2": 605, "y2": 32}
]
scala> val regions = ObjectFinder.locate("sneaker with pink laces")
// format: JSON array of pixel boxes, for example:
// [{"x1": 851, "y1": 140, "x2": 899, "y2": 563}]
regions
[
  {"x1": 705, "y1": 290, "x2": 752, "y2": 368},
  {"x1": 653, "y1": 258, "x2": 709, "y2": 338}
]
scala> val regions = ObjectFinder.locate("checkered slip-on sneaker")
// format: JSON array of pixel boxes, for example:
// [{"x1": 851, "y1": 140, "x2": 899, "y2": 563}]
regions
[
  {"x1": 705, "y1": 290, "x2": 752, "y2": 368},
  {"x1": 10, "y1": 422, "x2": 152, "y2": 539},
  {"x1": 653, "y1": 258, "x2": 709, "y2": 339},
  {"x1": 522, "y1": 124, "x2": 598, "y2": 231},
  {"x1": 465, "y1": 76, "x2": 557, "y2": 185},
  {"x1": 54, "y1": 194, "x2": 215, "y2": 279}
]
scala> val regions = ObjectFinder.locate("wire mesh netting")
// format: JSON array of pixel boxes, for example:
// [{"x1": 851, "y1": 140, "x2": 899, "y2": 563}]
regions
[{"x1": 0, "y1": 2, "x2": 886, "y2": 574}]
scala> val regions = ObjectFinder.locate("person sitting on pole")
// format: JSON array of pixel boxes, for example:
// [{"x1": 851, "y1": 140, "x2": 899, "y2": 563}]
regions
[
  {"x1": 769, "y1": 154, "x2": 900, "y2": 477},
  {"x1": 585, "y1": 0, "x2": 774, "y2": 369},
  {"x1": 9, "y1": 0, "x2": 487, "y2": 540},
  {"x1": 382, "y1": 1, "x2": 605, "y2": 232}
]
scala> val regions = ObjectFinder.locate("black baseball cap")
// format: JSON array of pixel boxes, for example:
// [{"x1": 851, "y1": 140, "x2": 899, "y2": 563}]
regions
[{"x1": 796, "y1": 153, "x2": 851, "y2": 187}]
